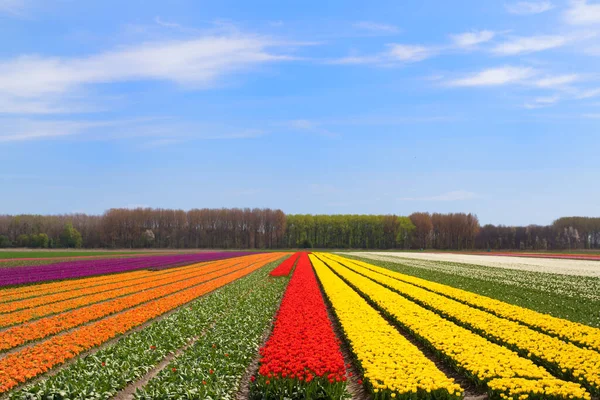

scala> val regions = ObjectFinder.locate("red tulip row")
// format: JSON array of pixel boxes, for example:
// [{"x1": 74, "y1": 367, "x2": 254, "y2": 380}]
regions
[
  {"x1": 269, "y1": 252, "x2": 302, "y2": 276},
  {"x1": 252, "y1": 252, "x2": 347, "y2": 399}
]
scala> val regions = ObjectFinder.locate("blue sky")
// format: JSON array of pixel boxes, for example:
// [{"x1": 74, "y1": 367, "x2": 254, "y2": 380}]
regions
[{"x1": 1, "y1": 0, "x2": 599, "y2": 225}]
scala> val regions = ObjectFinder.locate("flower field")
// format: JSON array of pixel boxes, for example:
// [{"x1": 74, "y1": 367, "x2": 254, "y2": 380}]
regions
[
  {"x1": 0, "y1": 251, "x2": 254, "y2": 287},
  {"x1": 0, "y1": 251, "x2": 598, "y2": 399},
  {"x1": 251, "y1": 252, "x2": 347, "y2": 399}
]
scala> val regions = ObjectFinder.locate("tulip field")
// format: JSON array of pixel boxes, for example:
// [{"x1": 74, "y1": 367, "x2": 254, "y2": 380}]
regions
[{"x1": 0, "y1": 251, "x2": 598, "y2": 399}]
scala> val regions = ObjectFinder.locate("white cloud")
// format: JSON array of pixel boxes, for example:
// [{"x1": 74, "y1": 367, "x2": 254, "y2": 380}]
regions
[
  {"x1": 524, "y1": 95, "x2": 560, "y2": 108},
  {"x1": 565, "y1": 0, "x2": 600, "y2": 25},
  {"x1": 388, "y1": 44, "x2": 434, "y2": 62},
  {"x1": 505, "y1": 1, "x2": 555, "y2": 15},
  {"x1": 492, "y1": 35, "x2": 568, "y2": 55},
  {"x1": 447, "y1": 66, "x2": 537, "y2": 87},
  {"x1": 0, "y1": 118, "x2": 268, "y2": 143},
  {"x1": 354, "y1": 21, "x2": 400, "y2": 34},
  {"x1": 284, "y1": 119, "x2": 339, "y2": 138},
  {"x1": 0, "y1": 0, "x2": 27, "y2": 15},
  {"x1": 154, "y1": 17, "x2": 183, "y2": 29},
  {"x1": 576, "y1": 87, "x2": 600, "y2": 98},
  {"x1": 399, "y1": 190, "x2": 478, "y2": 201},
  {"x1": 329, "y1": 55, "x2": 381, "y2": 65},
  {"x1": 0, "y1": 119, "x2": 117, "y2": 142},
  {"x1": 0, "y1": 35, "x2": 291, "y2": 101},
  {"x1": 329, "y1": 44, "x2": 435, "y2": 65},
  {"x1": 0, "y1": 97, "x2": 77, "y2": 114},
  {"x1": 534, "y1": 74, "x2": 579, "y2": 87},
  {"x1": 451, "y1": 30, "x2": 496, "y2": 48}
]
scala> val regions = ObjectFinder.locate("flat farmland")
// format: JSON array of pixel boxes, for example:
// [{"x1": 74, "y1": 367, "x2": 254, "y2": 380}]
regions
[{"x1": 0, "y1": 251, "x2": 598, "y2": 399}]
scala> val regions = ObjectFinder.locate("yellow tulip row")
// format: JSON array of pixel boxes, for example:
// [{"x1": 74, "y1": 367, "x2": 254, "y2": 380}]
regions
[
  {"x1": 316, "y1": 254, "x2": 591, "y2": 400},
  {"x1": 309, "y1": 254, "x2": 463, "y2": 400},
  {"x1": 335, "y1": 255, "x2": 600, "y2": 353},
  {"x1": 321, "y1": 254, "x2": 600, "y2": 395}
]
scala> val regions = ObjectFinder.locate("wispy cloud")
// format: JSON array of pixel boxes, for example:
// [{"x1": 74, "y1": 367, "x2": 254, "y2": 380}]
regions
[
  {"x1": 451, "y1": 30, "x2": 496, "y2": 48},
  {"x1": 284, "y1": 119, "x2": 339, "y2": 138},
  {"x1": 447, "y1": 66, "x2": 537, "y2": 87},
  {"x1": 330, "y1": 43, "x2": 436, "y2": 65},
  {"x1": 492, "y1": 35, "x2": 568, "y2": 55},
  {"x1": 0, "y1": 117, "x2": 267, "y2": 143},
  {"x1": 154, "y1": 17, "x2": 183, "y2": 29},
  {"x1": 0, "y1": 34, "x2": 293, "y2": 114},
  {"x1": 0, "y1": 96, "x2": 98, "y2": 114},
  {"x1": 354, "y1": 21, "x2": 400, "y2": 34},
  {"x1": 330, "y1": 55, "x2": 382, "y2": 65},
  {"x1": 388, "y1": 44, "x2": 434, "y2": 62},
  {"x1": 399, "y1": 190, "x2": 479, "y2": 201},
  {"x1": 565, "y1": 0, "x2": 600, "y2": 25},
  {"x1": 524, "y1": 95, "x2": 560, "y2": 108},
  {"x1": 0, "y1": 0, "x2": 27, "y2": 16},
  {"x1": 534, "y1": 74, "x2": 579, "y2": 87},
  {"x1": 576, "y1": 87, "x2": 600, "y2": 98},
  {"x1": 505, "y1": 1, "x2": 555, "y2": 15},
  {"x1": 0, "y1": 119, "x2": 118, "y2": 142}
]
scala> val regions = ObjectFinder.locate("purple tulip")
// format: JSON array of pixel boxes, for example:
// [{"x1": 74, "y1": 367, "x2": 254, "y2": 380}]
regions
[{"x1": 0, "y1": 252, "x2": 259, "y2": 287}]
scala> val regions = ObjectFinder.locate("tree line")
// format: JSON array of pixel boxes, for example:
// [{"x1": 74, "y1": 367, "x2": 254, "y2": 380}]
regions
[{"x1": 0, "y1": 208, "x2": 599, "y2": 250}]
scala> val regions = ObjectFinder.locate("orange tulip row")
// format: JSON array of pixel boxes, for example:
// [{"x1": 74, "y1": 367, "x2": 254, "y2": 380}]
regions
[
  {"x1": 0, "y1": 258, "x2": 248, "y2": 328},
  {"x1": 0, "y1": 252, "x2": 285, "y2": 393},
  {"x1": 0, "y1": 255, "x2": 276, "y2": 351},
  {"x1": 0, "y1": 259, "x2": 229, "y2": 314},
  {"x1": 0, "y1": 269, "x2": 152, "y2": 304}
]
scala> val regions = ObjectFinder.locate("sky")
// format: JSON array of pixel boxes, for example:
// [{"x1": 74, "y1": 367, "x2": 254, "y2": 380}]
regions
[{"x1": 0, "y1": 0, "x2": 599, "y2": 225}]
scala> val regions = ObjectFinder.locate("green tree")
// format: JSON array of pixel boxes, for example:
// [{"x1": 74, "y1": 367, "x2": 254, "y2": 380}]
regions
[
  {"x1": 0, "y1": 235, "x2": 12, "y2": 248},
  {"x1": 16, "y1": 234, "x2": 30, "y2": 247},
  {"x1": 396, "y1": 217, "x2": 416, "y2": 249},
  {"x1": 30, "y1": 233, "x2": 50, "y2": 248},
  {"x1": 60, "y1": 223, "x2": 83, "y2": 248}
]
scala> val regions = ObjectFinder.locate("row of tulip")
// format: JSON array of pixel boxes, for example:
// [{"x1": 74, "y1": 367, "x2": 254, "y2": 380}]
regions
[
  {"x1": 9, "y1": 259, "x2": 286, "y2": 400},
  {"x1": 0, "y1": 251, "x2": 256, "y2": 287},
  {"x1": 310, "y1": 254, "x2": 463, "y2": 400},
  {"x1": 0, "y1": 258, "x2": 237, "y2": 320},
  {"x1": 0, "y1": 257, "x2": 247, "y2": 330},
  {"x1": 317, "y1": 254, "x2": 591, "y2": 400},
  {"x1": 343, "y1": 256, "x2": 600, "y2": 353},
  {"x1": 0, "y1": 253, "x2": 284, "y2": 394},
  {"x1": 0, "y1": 255, "x2": 267, "y2": 352},
  {"x1": 134, "y1": 259, "x2": 288, "y2": 399},
  {"x1": 269, "y1": 251, "x2": 301, "y2": 276},
  {"x1": 327, "y1": 255, "x2": 600, "y2": 394},
  {"x1": 0, "y1": 269, "x2": 152, "y2": 304},
  {"x1": 252, "y1": 252, "x2": 348, "y2": 399},
  {"x1": 0, "y1": 260, "x2": 215, "y2": 314}
]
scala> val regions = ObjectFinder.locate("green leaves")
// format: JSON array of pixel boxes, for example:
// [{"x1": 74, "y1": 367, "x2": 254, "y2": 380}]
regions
[
  {"x1": 10, "y1": 260, "x2": 286, "y2": 400},
  {"x1": 135, "y1": 270, "x2": 287, "y2": 399}
]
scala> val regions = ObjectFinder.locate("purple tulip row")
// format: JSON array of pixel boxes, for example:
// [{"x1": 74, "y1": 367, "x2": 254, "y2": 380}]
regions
[{"x1": 0, "y1": 251, "x2": 257, "y2": 287}]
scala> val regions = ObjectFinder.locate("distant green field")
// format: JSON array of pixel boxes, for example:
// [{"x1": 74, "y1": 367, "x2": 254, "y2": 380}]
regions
[{"x1": 0, "y1": 251, "x2": 148, "y2": 259}]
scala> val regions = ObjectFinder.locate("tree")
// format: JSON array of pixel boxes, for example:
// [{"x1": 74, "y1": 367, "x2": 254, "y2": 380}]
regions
[
  {"x1": 0, "y1": 235, "x2": 11, "y2": 248},
  {"x1": 409, "y1": 212, "x2": 433, "y2": 249},
  {"x1": 60, "y1": 223, "x2": 83, "y2": 248},
  {"x1": 16, "y1": 234, "x2": 30, "y2": 247},
  {"x1": 396, "y1": 217, "x2": 416, "y2": 249},
  {"x1": 30, "y1": 233, "x2": 49, "y2": 248},
  {"x1": 141, "y1": 229, "x2": 155, "y2": 248}
]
